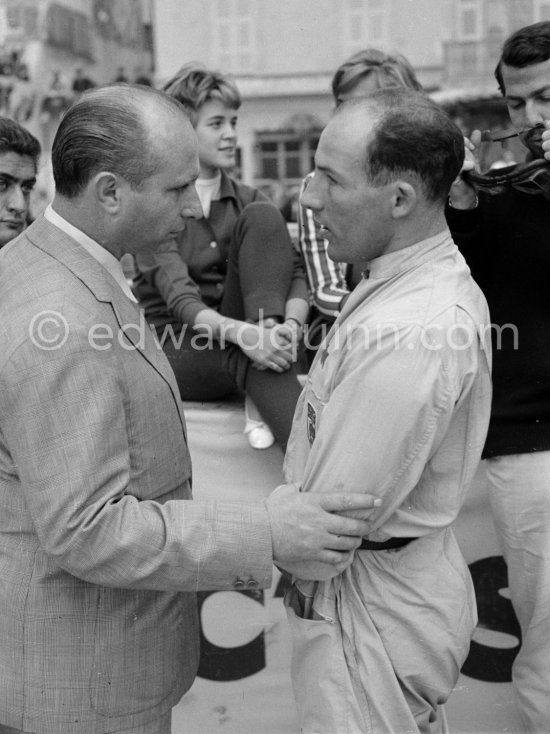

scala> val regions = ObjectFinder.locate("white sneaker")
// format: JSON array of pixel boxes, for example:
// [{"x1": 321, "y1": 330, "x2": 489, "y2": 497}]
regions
[{"x1": 244, "y1": 417, "x2": 275, "y2": 449}]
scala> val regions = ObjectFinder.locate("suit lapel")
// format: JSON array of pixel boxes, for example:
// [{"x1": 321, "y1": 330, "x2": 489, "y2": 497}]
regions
[{"x1": 25, "y1": 217, "x2": 188, "y2": 438}]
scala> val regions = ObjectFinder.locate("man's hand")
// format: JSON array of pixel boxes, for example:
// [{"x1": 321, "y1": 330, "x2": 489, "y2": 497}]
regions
[
  {"x1": 266, "y1": 484, "x2": 381, "y2": 580},
  {"x1": 541, "y1": 120, "x2": 550, "y2": 162},
  {"x1": 449, "y1": 132, "x2": 481, "y2": 210}
]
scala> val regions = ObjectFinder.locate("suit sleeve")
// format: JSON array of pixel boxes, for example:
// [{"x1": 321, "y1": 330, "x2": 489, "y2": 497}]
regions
[{"x1": 0, "y1": 326, "x2": 273, "y2": 591}]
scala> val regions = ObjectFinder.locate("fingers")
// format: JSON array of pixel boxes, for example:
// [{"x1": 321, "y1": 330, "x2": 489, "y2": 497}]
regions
[
  {"x1": 542, "y1": 124, "x2": 550, "y2": 160},
  {"x1": 314, "y1": 549, "x2": 355, "y2": 572},
  {"x1": 318, "y1": 492, "x2": 382, "y2": 513},
  {"x1": 461, "y1": 134, "x2": 480, "y2": 174},
  {"x1": 470, "y1": 129, "x2": 482, "y2": 147},
  {"x1": 325, "y1": 533, "x2": 364, "y2": 552}
]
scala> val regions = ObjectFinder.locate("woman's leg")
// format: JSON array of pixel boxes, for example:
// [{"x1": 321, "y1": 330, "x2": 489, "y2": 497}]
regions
[
  {"x1": 160, "y1": 324, "x2": 241, "y2": 401},
  {"x1": 245, "y1": 366, "x2": 302, "y2": 450},
  {"x1": 221, "y1": 201, "x2": 295, "y2": 322},
  {"x1": 220, "y1": 201, "x2": 303, "y2": 448}
]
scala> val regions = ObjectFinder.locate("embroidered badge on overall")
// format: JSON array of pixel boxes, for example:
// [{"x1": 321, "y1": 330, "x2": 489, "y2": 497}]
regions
[{"x1": 307, "y1": 402, "x2": 317, "y2": 445}]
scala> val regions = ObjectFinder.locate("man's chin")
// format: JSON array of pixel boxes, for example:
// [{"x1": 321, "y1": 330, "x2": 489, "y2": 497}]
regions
[{"x1": 0, "y1": 226, "x2": 22, "y2": 247}]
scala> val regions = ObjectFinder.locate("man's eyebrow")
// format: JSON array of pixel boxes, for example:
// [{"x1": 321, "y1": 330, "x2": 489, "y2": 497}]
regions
[
  {"x1": 0, "y1": 173, "x2": 37, "y2": 186},
  {"x1": 507, "y1": 84, "x2": 550, "y2": 100},
  {"x1": 315, "y1": 162, "x2": 336, "y2": 176}
]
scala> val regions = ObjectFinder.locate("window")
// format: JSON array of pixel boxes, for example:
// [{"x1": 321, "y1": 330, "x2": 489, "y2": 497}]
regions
[
  {"x1": 255, "y1": 133, "x2": 320, "y2": 187},
  {"x1": 5, "y1": 0, "x2": 38, "y2": 36},
  {"x1": 536, "y1": 1, "x2": 550, "y2": 21},
  {"x1": 458, "y1": 0, "x2": 481, "y2": 40},
  {"x1": 46, "y1": 4, "x2": 93, "y2": 59},
  {"x1": 342, "y1": 0, "x2": 386, "y2": 55},
  {"x1": 211, "y1": 0, "x2": 255, "y2": 73},
  {"x1": 369, "y1": 12, "x2": 384, "y2": 41}
]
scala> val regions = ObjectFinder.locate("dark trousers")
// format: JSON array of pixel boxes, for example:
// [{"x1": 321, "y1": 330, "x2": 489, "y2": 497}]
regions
[{"x1": 161, "y1": 202, "x2": 302, "y2": 449}]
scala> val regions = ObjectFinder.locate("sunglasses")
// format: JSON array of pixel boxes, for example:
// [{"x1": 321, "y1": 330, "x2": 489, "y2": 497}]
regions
[{"x1": 464, "y1": 159, "x2": 550, "y2": 199}]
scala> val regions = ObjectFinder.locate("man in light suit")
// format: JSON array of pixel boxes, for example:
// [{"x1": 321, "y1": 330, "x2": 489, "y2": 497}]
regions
[{"x1": 0, "y1": 84, "x2": 379, "y2": 734}]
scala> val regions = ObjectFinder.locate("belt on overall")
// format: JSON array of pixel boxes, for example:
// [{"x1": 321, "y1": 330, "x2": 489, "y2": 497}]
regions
[{"x1": 359, "y1": 536, "x2": 417, "y2": 551}]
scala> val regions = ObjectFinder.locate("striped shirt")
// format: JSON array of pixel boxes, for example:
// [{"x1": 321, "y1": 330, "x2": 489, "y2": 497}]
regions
[{"x1": 297, "y1": 173, "x2": 351, "y2": 319}]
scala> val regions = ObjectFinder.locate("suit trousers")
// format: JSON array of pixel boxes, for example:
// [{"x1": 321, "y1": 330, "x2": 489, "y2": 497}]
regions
[{"x1": 0, "y1": 710, "x2": 171, "y2": 734}]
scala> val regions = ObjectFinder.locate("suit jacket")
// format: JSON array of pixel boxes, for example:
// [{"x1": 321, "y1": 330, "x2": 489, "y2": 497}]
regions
[{"x1": 0, "y1": 216, "x2": 273, "y2": 733}]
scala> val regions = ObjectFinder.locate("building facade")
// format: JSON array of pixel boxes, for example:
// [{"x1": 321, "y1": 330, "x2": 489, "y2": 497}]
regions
[
  {"x1": 153, "y1": 0, "x2": 550, "y2": 190},
  {"x1": 0, "y1": 0, "x2": 153, "y2": 148},
  {"x1": 153, "y1": 0, "x2": 452, "y2": 192}
]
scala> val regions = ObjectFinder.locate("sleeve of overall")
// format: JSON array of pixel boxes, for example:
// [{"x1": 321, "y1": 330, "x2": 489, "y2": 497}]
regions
[
  {"x1": 0, "y1": 328, "x2": 273, "y2": 591},
  {"x1": 299, "y1": 322, "x2": 459, "y2": 532}
]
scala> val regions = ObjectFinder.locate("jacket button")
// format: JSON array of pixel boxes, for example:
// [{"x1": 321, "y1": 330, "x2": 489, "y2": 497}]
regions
[
  {"x1": 234, "y1": 578, "x2": 245, "y2": 589},
  {"x1": 246, "y1": 578, "x2": 259, "y2": 589}
]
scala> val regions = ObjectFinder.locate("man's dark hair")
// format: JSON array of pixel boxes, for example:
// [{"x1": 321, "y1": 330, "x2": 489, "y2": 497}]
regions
[
  {"x1": 0, "y1": 116, "x2": 41, "y2": 163},
  {"x1": 339, "y1": 89, "x2": 464, "y2": 204},
  {"x1": 52, "y1": 83, "x2": 188, "y2": 198},
  {"x1": 495, "y1": 21, "x2": 550, "y2": 94}
]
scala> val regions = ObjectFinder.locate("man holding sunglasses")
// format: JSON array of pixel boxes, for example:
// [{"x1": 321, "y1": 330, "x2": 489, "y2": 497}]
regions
[{"x1": 447, "y1": 21, "x2": 550, "y2": 733}]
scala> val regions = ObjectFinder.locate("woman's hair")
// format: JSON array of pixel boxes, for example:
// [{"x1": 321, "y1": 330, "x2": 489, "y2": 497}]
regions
[
  {"x1": 162, "y1": 63, "x2": 241, "y2": 125},
  {"x1": 331, "y1": 48, "x2": 423, "y2": 105}
]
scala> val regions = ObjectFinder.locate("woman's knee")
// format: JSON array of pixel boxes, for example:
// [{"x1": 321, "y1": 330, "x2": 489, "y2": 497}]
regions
[{"x1": 238, "y1": 201, "x2": 288, "y2": 235}]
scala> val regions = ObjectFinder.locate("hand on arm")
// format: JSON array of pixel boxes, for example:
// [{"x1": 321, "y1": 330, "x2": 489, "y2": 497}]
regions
[{"x1": 266, "y1": 483, "x2": 381, "y2": 579}]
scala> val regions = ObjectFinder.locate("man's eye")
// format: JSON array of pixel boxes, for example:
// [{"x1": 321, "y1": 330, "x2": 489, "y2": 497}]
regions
[{"x1": 22, "y1": 184, "x2": 35, "y2": 194}]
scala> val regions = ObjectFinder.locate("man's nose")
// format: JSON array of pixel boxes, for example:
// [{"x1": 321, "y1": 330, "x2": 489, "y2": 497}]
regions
[
  {"x1": 525, "y1": 99, "x2": 546, "y2": 127},
  {"x1": 300, "y1": 176, "x2": 320, "y2": 212},
  {"x1": 7, "y1": 186, "x2": 26, "y2": 214},
  {"x1": 182, "y1": 186, "x2": 204, "y2": 220}
]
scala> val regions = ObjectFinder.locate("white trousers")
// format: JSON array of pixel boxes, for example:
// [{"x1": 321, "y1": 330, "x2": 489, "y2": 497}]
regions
[{"x1": 486, "y1": 452, "x2": 550, "y2": 733}]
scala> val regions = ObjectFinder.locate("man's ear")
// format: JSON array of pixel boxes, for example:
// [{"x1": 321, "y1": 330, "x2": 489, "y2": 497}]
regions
[
  {"x1": 92, "y1": 172, "x2": 123, "y2": 213},
  {"x1": 390, "y1": 181, "x2": 417, "y2": 219}
]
